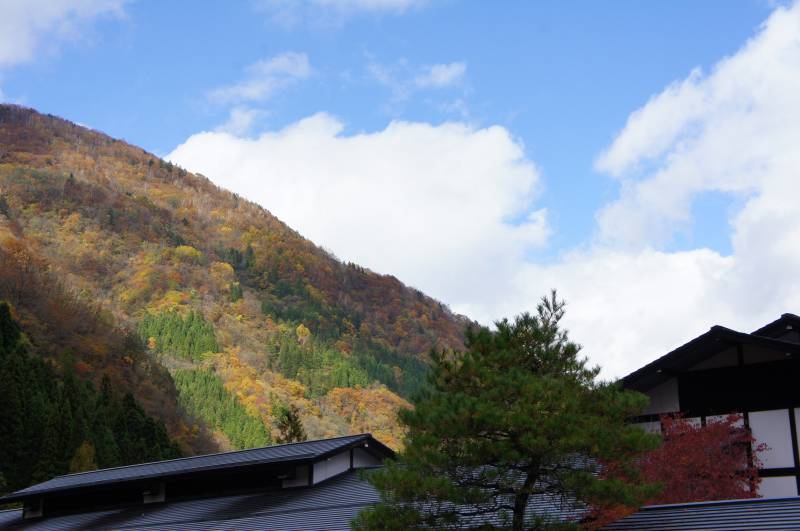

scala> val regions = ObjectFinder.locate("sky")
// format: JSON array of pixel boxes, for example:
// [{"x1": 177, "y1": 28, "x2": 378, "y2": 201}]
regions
[{"x1": 2, "y1": 0, "x2": 799, "y2": 378}]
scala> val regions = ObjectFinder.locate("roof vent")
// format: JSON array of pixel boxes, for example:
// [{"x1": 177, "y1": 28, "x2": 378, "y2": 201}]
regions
[
  {"x1": 143, "y1": 482, "x2": 165, "y2": 504},
  {"x1": 22, "y1": 498, "x2": 43, "y2": 519}
]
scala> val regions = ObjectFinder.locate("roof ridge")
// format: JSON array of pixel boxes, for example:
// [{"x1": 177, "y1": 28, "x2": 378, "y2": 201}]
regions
[{"x1": 26, "y1": 433, "x2": 371, "y2": 485}]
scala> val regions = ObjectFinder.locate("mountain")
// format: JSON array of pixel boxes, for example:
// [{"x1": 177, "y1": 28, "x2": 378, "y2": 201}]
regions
[{"x1": 0, "y1": 104, "x2": 468, "y2": 463}]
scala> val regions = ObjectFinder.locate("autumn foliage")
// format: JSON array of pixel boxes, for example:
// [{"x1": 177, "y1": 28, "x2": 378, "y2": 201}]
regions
[
  {"x1": 0, "y1": 103, "x2": 457, "y2": 467},
  {"x1": 587, "y1": 414, "x2": 765, "y2": 529}
]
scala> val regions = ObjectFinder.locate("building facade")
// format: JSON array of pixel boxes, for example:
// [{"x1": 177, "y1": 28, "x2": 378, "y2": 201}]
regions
[{"x1": 623, "y1": 313, "x2": 800, "y2": 498}]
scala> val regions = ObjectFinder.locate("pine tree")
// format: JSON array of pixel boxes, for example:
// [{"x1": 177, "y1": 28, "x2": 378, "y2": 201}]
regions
[
  {"x1": 353, "y1": 292, "x2": 659, "y2": 531},
  {"x1": 274, "y1": 404, "x2": 307, "y2": 444}
]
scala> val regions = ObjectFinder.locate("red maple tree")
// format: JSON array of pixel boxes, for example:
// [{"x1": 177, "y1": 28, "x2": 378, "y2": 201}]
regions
[{"x1": 586, "y1": 413, "x2": 766, "y2": 529}]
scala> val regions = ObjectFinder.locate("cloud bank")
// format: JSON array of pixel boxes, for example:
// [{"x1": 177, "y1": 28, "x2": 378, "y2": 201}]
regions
[
  {"x1": 170, "y1": 2, "x2": 800, "y2": 378},
  {"x1": 169, "y1": 114, "x2": 548, "y2": 322}
]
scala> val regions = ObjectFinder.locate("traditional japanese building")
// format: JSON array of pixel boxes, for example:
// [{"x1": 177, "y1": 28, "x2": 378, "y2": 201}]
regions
[
  {"x1": 0, "y1": 434, "x2": 393, "y2": 530},
  {"x1": 622, "y1": 313, "x2": 800, "y2": 498}
]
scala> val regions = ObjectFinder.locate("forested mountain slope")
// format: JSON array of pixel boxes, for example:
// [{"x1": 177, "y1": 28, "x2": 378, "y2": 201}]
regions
[
  {"x1": 0, "y1": 301, "x2": 181, "y2": 495},
  {"x1": 0, "y1": 104, "x2": 468, "y2": 458}
]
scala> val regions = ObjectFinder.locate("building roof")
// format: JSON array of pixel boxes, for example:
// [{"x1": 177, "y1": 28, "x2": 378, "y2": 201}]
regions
[
  {"x1": 602, "y1": 496, "x2": 800, "y2": 530},
  {"x1": 751, "y1": 313, "x2": 800, "y2": 338},
  {"x1": 620, "y1": 321, "x2": 800, "y2": 392},
  {"x1": 0, "y1": 468, "x2": 380, "y2": 530},
  {"x1": 0, "y1": 433, "x2": 392, "y2": 504}
]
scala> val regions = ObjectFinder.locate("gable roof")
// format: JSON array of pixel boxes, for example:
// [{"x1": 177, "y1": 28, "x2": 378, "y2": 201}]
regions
[
  {"x1": 751, "y1": 313, "x2": 800, "y2": 338},
  {"x1": 602, "y1": 496, "x2": 800, "y2": 530},
  {"x1": 621, "y1": 322, "x2": 800, "y2": 392},
  {"x1": 0, "y1": 468, "x2": 381, "y2": 531},
  {"x1": 0, "y1": 433, "x2": 392, "y2": 504}
]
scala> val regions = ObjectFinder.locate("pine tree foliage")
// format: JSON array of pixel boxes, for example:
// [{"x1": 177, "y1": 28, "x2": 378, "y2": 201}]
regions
[
  {"x1": 172, "y1": 368, "x2": 271, "y2": 450},
  {"x1": 353, "y1": 292, "x2": 659, "y2": 531},
  {"x1": 0, "y1": 302, "x2": 181, "y2": 493},
  {"x1": 139, "y1": 310, "x2": 219, "y2": 360},
  {"x1": 274, "y1": 404, "x2": 308, "y2": 444}
]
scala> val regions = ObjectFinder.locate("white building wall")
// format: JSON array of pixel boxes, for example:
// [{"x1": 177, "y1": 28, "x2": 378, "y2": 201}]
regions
[
  {"x1": 759, "y1": 476, "x2": 797, "y2": 498},
  {"x1": 352, "y1": 447, "x2": 381, "y2": 468},
  {"x1": 632, "y1": 421, "x2": 661, "y2": 434},
  {"x1": 313, "y1": 450, "x2": 350, "y2": 484},
  {"x1": 749, "y1": 409, "x2": 795, "y2": 469}
]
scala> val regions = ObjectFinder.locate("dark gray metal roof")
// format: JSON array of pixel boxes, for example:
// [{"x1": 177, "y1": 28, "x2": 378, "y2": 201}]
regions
[
  {"x1": 1, "y1": 434, "x2": 386, "y2": 503},
  {"x1": 0, "y1": 469, "x2": 587, "y2": 530},
  {"x1": 752, "y1": 313, "x2": 800, "y2": 338},
  {"x1": 0, "y1": 468, "x2": 381, "y2": 531},
  {"x1": 603, "y1": 496, "x2": 800, "y2": 530}
]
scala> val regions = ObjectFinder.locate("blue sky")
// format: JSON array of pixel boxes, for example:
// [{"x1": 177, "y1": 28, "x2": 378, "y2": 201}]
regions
[
  {"x1": 3, "y1": 0, "x2": 799, "y2": 375},
  {"x1": 3, "y1": 1, "x2": 772, "y2": 252}
]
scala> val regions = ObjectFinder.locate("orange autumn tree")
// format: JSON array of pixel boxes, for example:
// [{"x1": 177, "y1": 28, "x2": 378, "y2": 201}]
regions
[{"x1": 588, "y1": 413, "x2": 766, "y2": 529}]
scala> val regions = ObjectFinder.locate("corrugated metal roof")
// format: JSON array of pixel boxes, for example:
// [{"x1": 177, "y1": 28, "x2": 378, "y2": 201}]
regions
[
  {"x1": 3, "y1": 434, "x2": 375, "y2": 501},
  {"x1": 0, "y1": 470, "x2": 588, "y2": 531},
  {"x1": 603, "y1": 496, "x2": 800, "y2": 530},
  {"x1": 0, "y1": 469, "x2": 380, "y2": 531}
]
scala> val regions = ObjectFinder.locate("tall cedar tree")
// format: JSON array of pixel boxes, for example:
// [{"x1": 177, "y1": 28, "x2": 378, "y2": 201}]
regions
[
  {"x1": 352, "y1": 292, "x2": 659, "y2": 531},
  {"x1": 275, "y1": 404, "x2": 308, "y2": 444}
]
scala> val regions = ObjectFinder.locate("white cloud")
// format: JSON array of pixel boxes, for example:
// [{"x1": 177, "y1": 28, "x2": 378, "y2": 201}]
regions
[
  {"x1": 216, "y1": 107, "x2": 268, "y2": 136},
  {"x1": 0, "y1": 0, "x2": 125, "y2": 68},
  {"x1": 525, "y1": 1, "x2": 800, "y2": 376},
  {"x1": 368, "y1": 58, "x2": 468, "y2": 104},
  {"x1": 414, "y1": 62, "x2": 466, "y2": 88},
  {"x1": 170, "y1": 2, "x2": 800, "y2": 381},
  {"x1": 257, "y1": 0, "x2": 430, "y2": 25},
  {"x1": 168, "y1": 113, "x2": 548, "y2": 318},
  {"x1": 208, "y1": 52, "x2": 312, "y2": 104}
]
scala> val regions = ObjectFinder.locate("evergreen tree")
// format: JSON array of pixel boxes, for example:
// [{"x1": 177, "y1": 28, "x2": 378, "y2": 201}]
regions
[
  {"x1": 244, "y1": 244, "x2": 256, "y2": 269},
  {"x1": 0, "y1": 194, "x2": 9, "y2": 218},
  {"x1": 229, "y1": 282, "x2": 243, "y2": 303},
  {"x1": 353, "y1": 292, "x2": 659, "y2": 531},
  {"x1": 0, "y1": 301, "x2": 181, "y2": 491},
  {"x1": 32, "y1": 410, "x2": 62, "y2": 484},
  {"x1": 139, "y1": 310, "x2": 219, "y2": 360},
  {"x1": 69, "y1": 441, "x2": 98, "y2": 473},
  {"x1": 274, "y1": 404, "x2": 307, "y2": 444},
  {"x1": 0, "y1": 301, "x2": 20, "y2": 355},
  {"x1": 173, "y1": 368, "x2": 270, "y2": 450}
]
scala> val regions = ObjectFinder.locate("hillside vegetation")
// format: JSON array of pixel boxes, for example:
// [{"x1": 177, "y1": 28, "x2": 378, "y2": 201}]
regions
[
  {"x1": 0, "y1": 302, "x2": 181, "y2": 494},
  {"x1": 0, "y1": 104, "x2": 468, "y2": 458}
]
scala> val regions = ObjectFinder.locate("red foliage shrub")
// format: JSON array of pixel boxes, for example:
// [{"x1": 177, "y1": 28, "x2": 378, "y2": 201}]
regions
[
  {"x1": 586, "y1": 414, "x2": 766, "y2": 529},
  {"x1": 640, "y1": 414, "x2": 765, "y2": 504}
]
